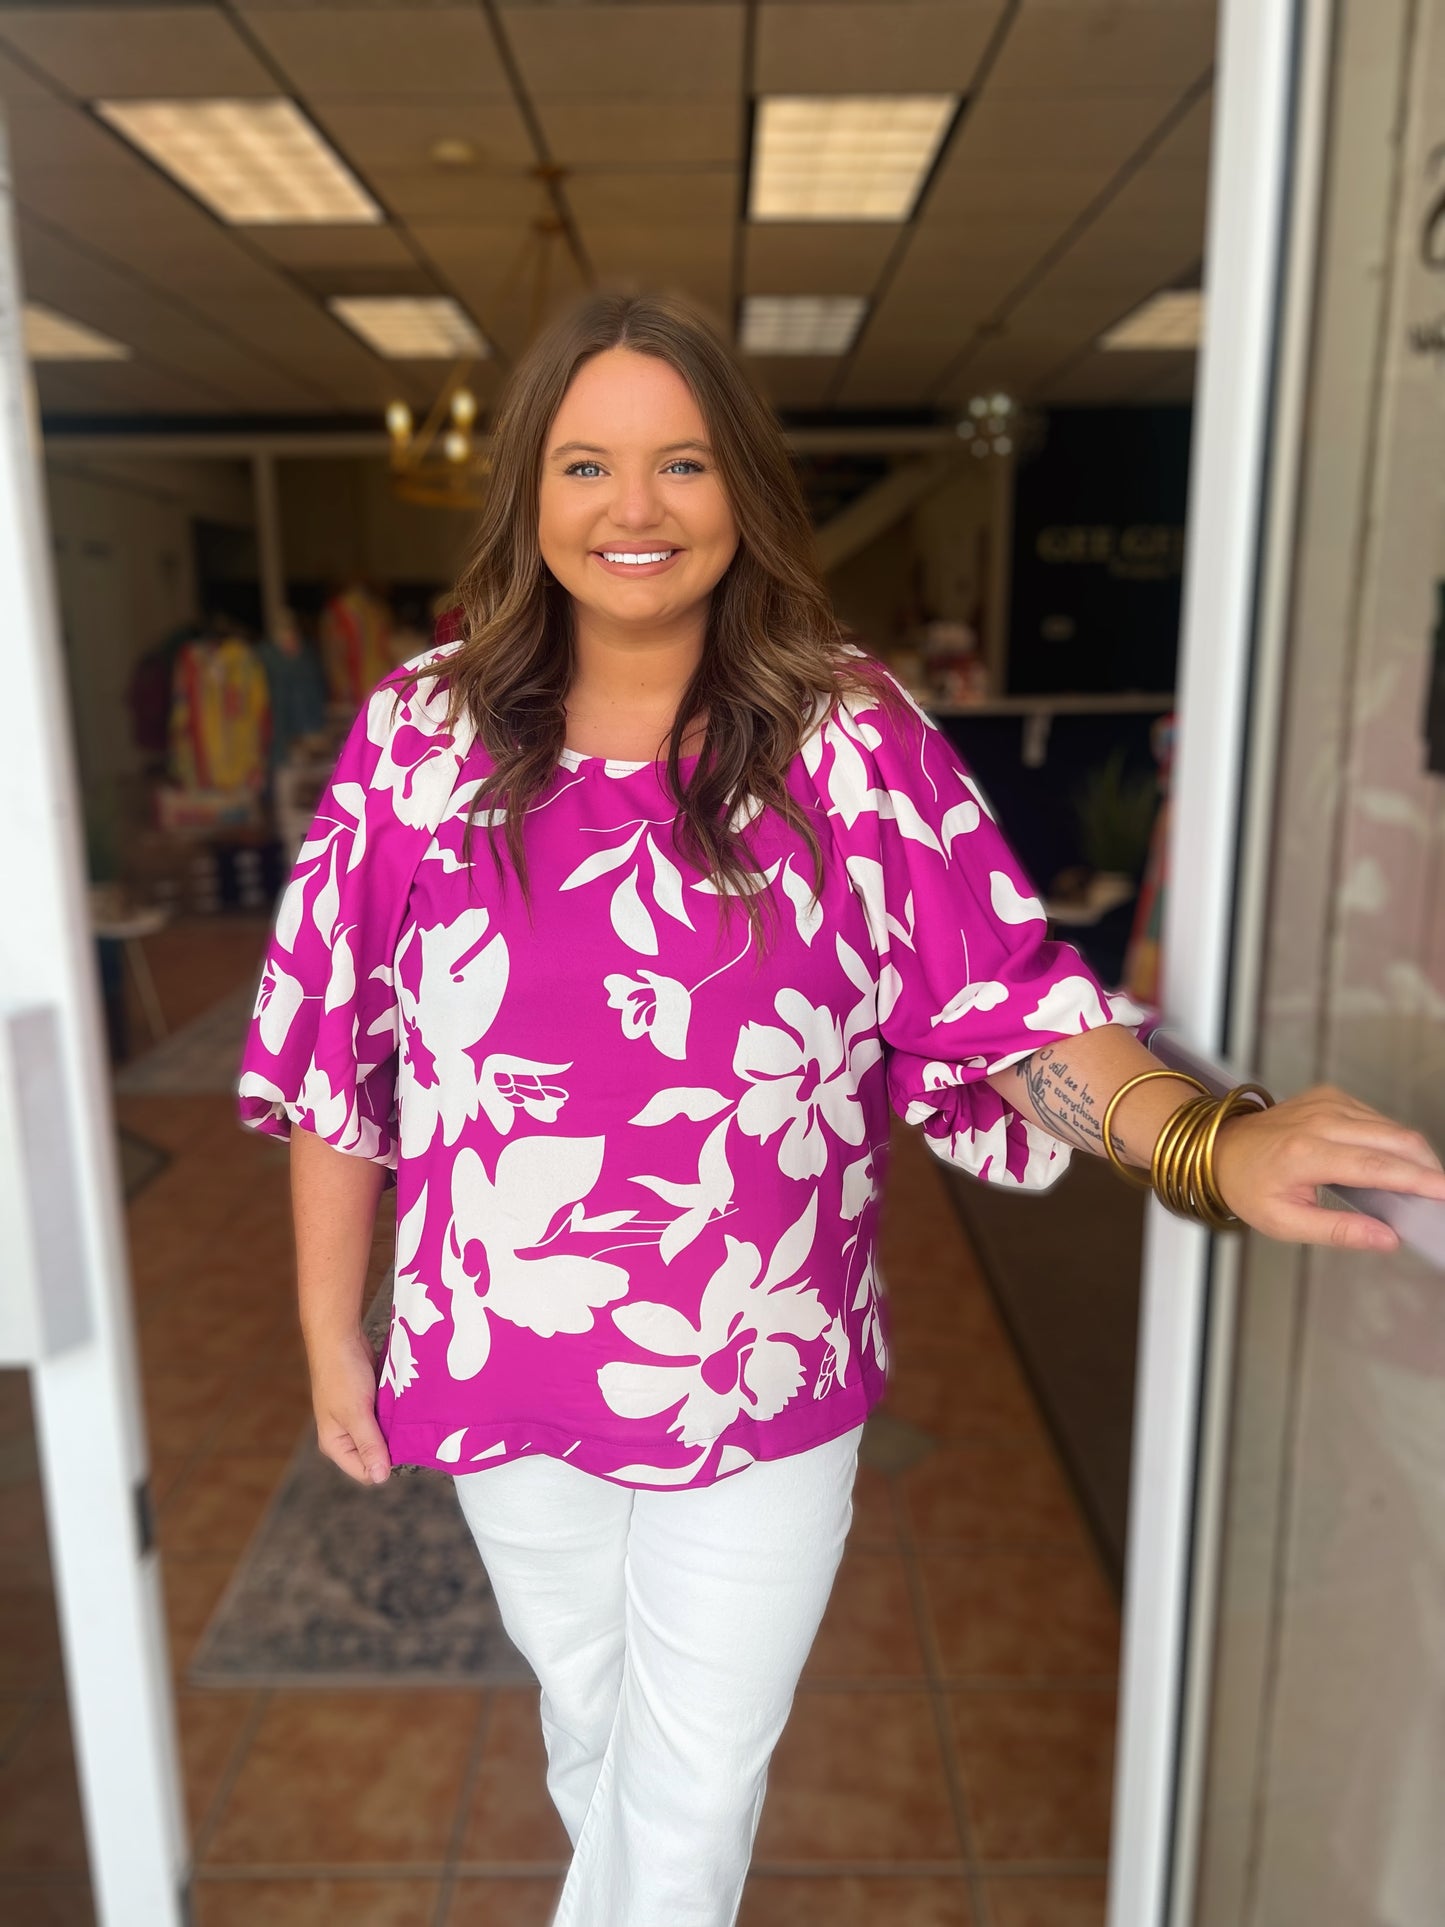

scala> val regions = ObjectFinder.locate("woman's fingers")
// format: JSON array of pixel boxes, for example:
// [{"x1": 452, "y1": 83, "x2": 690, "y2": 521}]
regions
[
  {"x1": 1260, "y1": 1197, "x2": 1399, "y2": 1253},
  {"x1": 1304, "y1": 1110, "x2": 1445, "y2": 1174},
  {"x1": 1290, "y1": 1139, "x2": 1445, "y2": 1201},
  {"x1": 318, "y1": 1409, "x2": 392, "y2": 1485}
]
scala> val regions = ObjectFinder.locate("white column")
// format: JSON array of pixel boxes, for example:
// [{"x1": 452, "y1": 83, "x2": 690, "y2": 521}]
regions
[
  {"x1": 0, "y1": 121, "x2": 186, "y2": 1927},
  {"x1": 1106, "y1": 0, "x2": 1309, "y2": 1923}
]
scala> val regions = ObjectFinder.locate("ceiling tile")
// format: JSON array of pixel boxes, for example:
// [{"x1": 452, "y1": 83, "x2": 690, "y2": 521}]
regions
[
  {"x1": 245, "y1": 8, "x2": 512, "y2": 98},
  {"x1": 922, "y1": 156, "x2": 1119, "y2": 224},
  {"x1": 987, "y1": 3, "x2": 1217, "y2": 93},
  {"x1": 0, "y1": 45, "x2": 60, "y2": 102},
  {"x1": 531, "y1": 98, "x2": 741, "y2": 167},
  {"x1": 743, "y1": 223, "x2": 896, "y2": 295},
  {"x1": 307, "y1": 98, "x2": 535, "y2": 174},
  {"x1": 564, "y1": 170, "x2": 737, "y2": 227},
  {"x1": 942, "y1": 89, "x2": 1184, "y2": 168},
  {"x1": 0, "y1": 8, "x2": 278, "y2": 98},
  {"x1": 365, "y1": 167, "x2": 545, "y2": 223},
  {"x1": 755, "y1": 3, "x2": 1001, "y2": 92},
  {"x1": 247, "y1": 224, "x2": 418, "y2": 269},
  {"x1": 501, "y1": 5, "x2": 745, "y2": 98},
  {"x1": 3, "y1": 100, "x2": 132, "y2": 175},
  {"x1": 743, "y1": 353, "x2": 846, "y2": 410}
]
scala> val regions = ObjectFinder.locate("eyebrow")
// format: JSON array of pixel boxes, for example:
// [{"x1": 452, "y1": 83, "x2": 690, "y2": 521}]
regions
[{"x1": 548, "y1": 440, "x2": 712, "y2": 459}]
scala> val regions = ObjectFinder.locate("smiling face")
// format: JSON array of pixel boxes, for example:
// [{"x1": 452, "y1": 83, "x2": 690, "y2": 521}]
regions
[{"x1": 537, "y1": 346, "x2": 740, "y2": 640}]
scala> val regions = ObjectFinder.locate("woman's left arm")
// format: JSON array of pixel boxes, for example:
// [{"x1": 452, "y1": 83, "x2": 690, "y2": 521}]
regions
[{"x1": 987, "y1": 1023, "x2": 1445, "y2": 1253}]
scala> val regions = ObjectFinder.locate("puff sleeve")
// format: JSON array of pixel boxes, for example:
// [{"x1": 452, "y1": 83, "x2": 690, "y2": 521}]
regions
[
  {"x1": 816, "y1": 670, "x2": 1152, "y2": 1191},
  {"x1": 236, "y1": 657, "x2": 468, "y2": 1168}
]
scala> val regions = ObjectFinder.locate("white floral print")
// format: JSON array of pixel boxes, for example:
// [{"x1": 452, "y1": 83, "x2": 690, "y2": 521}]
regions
[
  {"x1": 598, "y1": 1200, "x2": 829, "y2": 1447},
  {"x1": 237, "y1": 641, "x2": 1150, "y2": 1487}
]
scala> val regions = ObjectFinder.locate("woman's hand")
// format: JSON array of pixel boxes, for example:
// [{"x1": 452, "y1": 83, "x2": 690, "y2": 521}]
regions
[
  {"x1": 1212, "y1": 1084, "x2": 1445, "y2": 1251},
  {"x1": 307, "y1": 1327, "x2": 392, "y2": 1485}
]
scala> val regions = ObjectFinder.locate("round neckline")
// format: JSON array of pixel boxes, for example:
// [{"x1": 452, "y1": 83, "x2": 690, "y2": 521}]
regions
[{"x1": 559, "y1": 745, "x2": 704, "y2": 774}]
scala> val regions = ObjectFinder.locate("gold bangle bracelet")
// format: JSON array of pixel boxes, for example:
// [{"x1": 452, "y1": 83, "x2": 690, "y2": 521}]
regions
[
  {"x1": 1101, "y1": 1069, "x2": 1210, "y2": 1190},
  {"x1": 1197, "y1": 1082, "x2": 1275, "y2": 1228},
  {"x1": 1153, "y1": 1096, "x2": 1217, "y2": 1218}
]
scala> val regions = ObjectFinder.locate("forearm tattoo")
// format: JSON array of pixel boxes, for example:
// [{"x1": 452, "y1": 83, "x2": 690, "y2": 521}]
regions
[{"x1": 1007, "y1": 1048, "x2": 1141, "y2": 1165}]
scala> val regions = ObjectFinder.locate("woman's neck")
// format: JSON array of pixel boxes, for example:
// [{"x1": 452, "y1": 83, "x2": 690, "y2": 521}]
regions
[{"x1": 564, "y1": 616, "x2": 706, "y2": 760}]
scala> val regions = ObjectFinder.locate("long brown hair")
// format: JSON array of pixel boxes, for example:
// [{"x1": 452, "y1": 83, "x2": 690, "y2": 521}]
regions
[{"x1": 415, "y1": 287, "x2": 902, "y2": 947}]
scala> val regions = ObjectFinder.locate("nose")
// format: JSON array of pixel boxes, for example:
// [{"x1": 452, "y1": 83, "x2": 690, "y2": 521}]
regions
[{"x1": 607, "y1": 463, "x2": 668, "y2": 533}]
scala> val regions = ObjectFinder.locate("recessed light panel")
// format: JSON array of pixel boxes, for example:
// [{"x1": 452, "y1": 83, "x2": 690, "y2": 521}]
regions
[
  {"x1": 24, "y1": 304, "x2": 130, "y2": 361},
  {"x1": 95, "y1": 98, "x2": 381, "y2": 226},
  {"x1": 328, "y1": 297, "x2": 489, "y2": 359},
  {"x1": 740, "y1": 295, "x2": 867, "y2": 354},
  {"x1": 1100, "y1": 289, "x2": 1203, "y2": 351},
  {"x1": 750, "y1": 95, "x2": 957, "y2": 222}
]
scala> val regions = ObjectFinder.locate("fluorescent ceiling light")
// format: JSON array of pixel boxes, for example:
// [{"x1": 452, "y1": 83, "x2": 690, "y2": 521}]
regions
[
  {"x1": 750, "y1": 95, "x2": 956, "y2": 222},
  {"x1": 740, "y1": 295, "x2": 867, "y2": 354},
  {"x1": 329, "y1": 296, "x2": 489, "y2": 359},
  {"x1": 1100, "y1": 289, "x2": 1203, "y2": 350},
  {"x1": 95, "y1": 98, "x2": 381, "y2": 225},
  {"x1": 24, "y1": 303, "x2": 130, "y2": 361}
]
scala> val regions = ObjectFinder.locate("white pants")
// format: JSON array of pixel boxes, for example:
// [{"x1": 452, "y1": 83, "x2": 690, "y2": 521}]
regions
[{"x1": 453, "y1": 1425, "x2": 864, "y2": 1927}]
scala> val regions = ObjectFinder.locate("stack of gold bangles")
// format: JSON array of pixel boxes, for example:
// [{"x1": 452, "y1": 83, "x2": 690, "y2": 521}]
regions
[{"x1": 1100, "y1": 1070, "x2": 1275, "y2": 1231}]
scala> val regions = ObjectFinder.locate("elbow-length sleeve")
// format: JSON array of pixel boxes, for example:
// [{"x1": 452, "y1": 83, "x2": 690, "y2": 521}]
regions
[
  {"x1": 236, "y1": 656, "x2": 466, "y2": 1168},
  {"x1": 817, "y1": 670, "x2": 1151, "y2": 1191}
]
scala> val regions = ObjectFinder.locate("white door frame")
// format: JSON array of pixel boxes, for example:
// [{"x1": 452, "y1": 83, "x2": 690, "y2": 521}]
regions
[
  {"x1": 1105, "y1": 0, "x2": 1314, "y2": 1922},
  {"x1": 0, "y1": 123, "x2": 187, "y2": 1925}
]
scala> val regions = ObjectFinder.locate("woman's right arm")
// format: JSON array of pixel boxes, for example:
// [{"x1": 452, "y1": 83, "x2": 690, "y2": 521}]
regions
[{"x1": 291, "y1": 1123, "x2": 393, "y2": 1485}]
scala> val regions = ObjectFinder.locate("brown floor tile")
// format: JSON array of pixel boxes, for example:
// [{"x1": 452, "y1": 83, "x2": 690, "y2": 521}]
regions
[
  {"x1": 204, "y1": 1688, "x2": 481, "y2": 1866},
  {"x1": 143, "y1": 1367, "x2": 237, "y2": 1458},
  {"x1": 984, "y1": 1874, "x2": 1109, "y2": 1927},
  {"x1": 0, "y1": 1590, "x2": 62, "y2": 1692},
  {"x1": 175, "y1": 1690, "x2": 257, "y2": 1833},
  {"x1": 192, "y1": 1876, "x2": 441, "y2": 1926},
  {"x1": 161, "y1": 1557, "x2": 238, "y2": 1678},
  {"x1": 753, "y1": 1691, "x2": 958, "y2": 1863},
  {"x1": 149, "y1": 1455, "x2": 193, "y2": 1510},
  {"x1": 457, "y1": 1690, "x2": 570, "y2": 1865},
  {"x1": 0, "y1": 1876, "x2": 94, "y2": 1925},
  {"x1": 0, "y1": 1701, "x2": 88, "y2": 1871},
  {"x1": 156, "y1": 1455, "x2": 292, "y2": 1560},
  {"x1": 0, "y1": 1373, "x2": 33, "y2": 1443},
  {"x1": 879, "y1": 1339, "x2": 1044, "y2": 1440},
  {"x1": 443, "y1": 1877, "x2": 564, "y2": 1926},
  {"x1": 739, "y1": 1874, "x2": 974, "y2": 1925},
  {"x1": 900, "y1": 1439, "x2": 1089, "y2": 1550},
  {"x1": 947, "y1": 1690, "x2": 1116, "y2": 1862},
  {"x1": 804, "y1": 1546, "x2": 926, "y2": 1680},
  {"x1": 918, "y1": 1548, "x2": 1120, "y2": 1680},
  {"x1": 846, "y1": 1465, "x2": 898, "y2": 1551},
  {"x1": 0, "y1": 1698, "x2": 35, "y2": 1759},
  {"x1": 207, "y1": 1375, "x2": 313, "y2": 1456},
  {"x1": 0, "y1": 1485, "x2": 52, "y2": 1592}
]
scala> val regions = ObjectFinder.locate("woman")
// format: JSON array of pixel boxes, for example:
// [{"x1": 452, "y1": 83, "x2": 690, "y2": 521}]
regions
[{"x1": 237, "y1": 290, "x2": 1445, "y2": 1925}]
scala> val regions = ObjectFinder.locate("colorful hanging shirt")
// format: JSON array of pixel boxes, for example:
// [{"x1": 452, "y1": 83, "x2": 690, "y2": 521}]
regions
[{"x1": 237, "y1": 641, "x2": 1147, "y2": 1488}]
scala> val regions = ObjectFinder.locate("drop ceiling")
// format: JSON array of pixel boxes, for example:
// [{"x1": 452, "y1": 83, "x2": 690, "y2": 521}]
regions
[{"x1": 0, "y1": 0, "x2": 1216, "y2": 427}]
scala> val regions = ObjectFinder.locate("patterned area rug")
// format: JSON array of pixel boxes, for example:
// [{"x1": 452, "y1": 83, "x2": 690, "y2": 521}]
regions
[
  {"x1": 192, "y1": 1275, "x2": 532, "y2": 1687},
  {"x1": 188, "y1": 1428, "x2": 534, "y2": 1689},
  {"x1": 112, "y1": 981, "x2": 258, "y2": 1096}
]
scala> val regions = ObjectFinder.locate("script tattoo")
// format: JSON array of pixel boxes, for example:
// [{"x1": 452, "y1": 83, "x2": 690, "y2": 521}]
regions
[{"x1": 1009, "y1": 1048, "x2": 1140, "y2": 1162}]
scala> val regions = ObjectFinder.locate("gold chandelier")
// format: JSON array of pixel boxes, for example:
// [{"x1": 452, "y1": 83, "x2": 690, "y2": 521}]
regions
[{"x1": 383, "y1": 166, "x2": 575, "y2": 510}]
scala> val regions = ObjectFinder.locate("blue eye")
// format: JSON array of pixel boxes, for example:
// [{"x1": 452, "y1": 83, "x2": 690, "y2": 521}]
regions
[
  {"x1": 564, "y1": 460, "x2": 604, "y2": 478},
  {"x1": 562, "y1": 459, "x2": 705, "y2": 478}
]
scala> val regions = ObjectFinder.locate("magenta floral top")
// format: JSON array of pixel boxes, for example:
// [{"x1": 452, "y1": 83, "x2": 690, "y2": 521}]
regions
[{"x1": 237, "y1": 641, "x2": 1146, "y2": 1488}]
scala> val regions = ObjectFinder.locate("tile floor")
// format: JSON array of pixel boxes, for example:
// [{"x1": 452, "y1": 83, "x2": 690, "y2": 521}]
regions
[{"x1": 0, "y1": 918, "x2": 1121, "y2": 1927}]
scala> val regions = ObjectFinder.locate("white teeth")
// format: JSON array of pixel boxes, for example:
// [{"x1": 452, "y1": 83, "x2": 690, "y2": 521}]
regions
[{"x1": 600, "y1": 550, "x2": 674, "y2": 564}]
